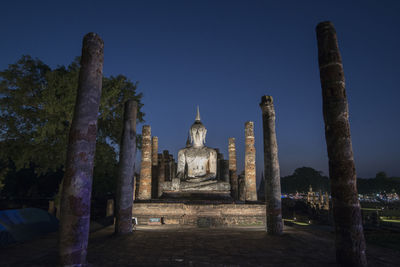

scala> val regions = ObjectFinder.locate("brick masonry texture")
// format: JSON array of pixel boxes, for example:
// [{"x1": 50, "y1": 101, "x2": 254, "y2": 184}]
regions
[{"x1": 132, "y1": 202, "x2": 266, "y2": 227}]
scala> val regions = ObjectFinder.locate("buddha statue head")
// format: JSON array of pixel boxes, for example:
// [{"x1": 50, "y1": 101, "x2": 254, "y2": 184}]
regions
[{"x1": 189, "y1": 106, "x2": 207, "y2": 148}]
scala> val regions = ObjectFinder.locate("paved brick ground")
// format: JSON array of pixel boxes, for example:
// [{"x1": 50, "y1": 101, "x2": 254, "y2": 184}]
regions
[{"x1": 1, "y1": 225, "x2": 399, "y2": 266}]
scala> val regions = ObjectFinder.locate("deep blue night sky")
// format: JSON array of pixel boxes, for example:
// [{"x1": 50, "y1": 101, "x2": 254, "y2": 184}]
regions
[{"x1": 1, "y1": 0, "x2": 399, "y2": 181}]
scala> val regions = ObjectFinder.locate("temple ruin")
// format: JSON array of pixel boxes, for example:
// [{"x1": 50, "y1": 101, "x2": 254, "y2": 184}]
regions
[{"x1": 133, "y1": 107, "x2": 265, "y2": 226}]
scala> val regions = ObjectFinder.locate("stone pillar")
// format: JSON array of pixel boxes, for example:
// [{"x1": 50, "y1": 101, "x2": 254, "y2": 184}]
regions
[
  {"x1": 238, "y1": 173, "x2": 246, "y2": 201},
  {"x1": 221, "y1": 160, "x2": 230, "y2": 183},
  {"x1": 316, "y1": 21, "x2": 367, "y2": 267},
  {"x1": 59, "y1": 33, "x2": 103, "y2": 266},
  {"x1": 257, "y1": 172, "x2": 265, "y2": 202},
  {"x1": 228, "y1": 138, "x2": 239, "y2": 200},
  {"x1": 260, "y1": 95, "x2": 283, "y2": 235},
  {"x1": 174, "y1": 162, "x2": 178, "y2": 179},
  {"x1": 157, "y1": 153, "x2": 165, "y2": 197},
  {"x1": 138, "y1": 125, "x2": 152, "y2": 200},
  {"x1": 151, "y1": 137, "x2": 159, "y2": 198},
  {"x1": 163, "y1": 150, "x2": 170, "y2": 181},
  {"x1": 115, "y1": 100, "x2": 137, "y2": 234},
  {"x1": 169, "y1": 154, "x2": 175, "y2": 179},
  {"x1": 244, "y1": 121, "x2": 257, "y2": 201}
]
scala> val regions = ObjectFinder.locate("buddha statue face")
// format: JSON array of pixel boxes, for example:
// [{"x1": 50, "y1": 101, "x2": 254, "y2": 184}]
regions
[{"x1": 190, "y1": 121, "x2": 207, "y2": 148}]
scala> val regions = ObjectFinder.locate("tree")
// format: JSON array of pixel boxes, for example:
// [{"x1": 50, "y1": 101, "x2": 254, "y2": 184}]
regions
[
  {"x1": 0, "y1": 55, "x2": 144, "y2": 197},
  {"x1": 280, "y1": 167, "x2": 329, "y2": 193},
  {"x1": 375, "y1": 171, "x2": 387, "y2": 179}
]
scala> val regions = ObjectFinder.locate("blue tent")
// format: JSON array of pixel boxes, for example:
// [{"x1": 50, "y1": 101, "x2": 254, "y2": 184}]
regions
[{"x1": 0, "y1": 208, "x2": 58, "y2": 247}]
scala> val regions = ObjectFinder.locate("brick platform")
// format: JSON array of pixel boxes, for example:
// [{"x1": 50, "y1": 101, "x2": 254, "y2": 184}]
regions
[{"x1": 132, "y1": 201, "x2": 266, "y2": 227}]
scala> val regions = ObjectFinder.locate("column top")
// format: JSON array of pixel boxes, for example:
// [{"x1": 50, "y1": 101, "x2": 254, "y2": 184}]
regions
[
  {"x1": 245, "y1": 121, "x2": 254, "y2": 127},
  {"x1": 316, "y1": 21, "x2": 335, "y2": 32},
  {"x1": 260, "y1": 95, "x2": 273, "y2": 106},
  {"x1": 142, "y1": 125, "x2": 151, "y2": 135}
]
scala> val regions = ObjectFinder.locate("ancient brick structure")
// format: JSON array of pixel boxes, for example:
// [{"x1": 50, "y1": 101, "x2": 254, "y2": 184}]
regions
[
  {"x1": 151, "y1": 136, "x2": 159, "y2": 198},
  {"x1": 260, "y1": 95, "x2": 282, "y2": 235},
  {"x1": 316, "y1": 21, "x2": 367, "y2": 266},
  {"x1": 157, "y1": 153, "x2": 165, "y2": 197},
  {"x1": 132, "y1": 202, "x2": 265, "y2": 226},
  {"x1": 138, "y1": 125, "x2": 152, "y2": 200},
  {"x1": 244, "y1": 121, "x2": 257, "y2": 201},
  {"x1": 228, "y1": 138, "x2": 239, "y2": 200},
  {"x1": 161, "y1": 150, "x2": 170, "y2": 181},
  {"x1": 238, "y1": 173, "x2": 246, "y2": 201},
  {"x1": 169, "y1": 154, "x2": 176, "y2": 179},
  {"x1": 221, "y1": 160, "x2": 229, "y2": 183},
  {"x1": 216, "y1": 149, "x2": 223, "y2": 179}
]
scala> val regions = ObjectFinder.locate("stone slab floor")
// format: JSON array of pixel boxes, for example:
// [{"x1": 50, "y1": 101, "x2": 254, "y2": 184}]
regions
[{"x1": 1, "y1": 225, "x2": 399, "y2": 266}]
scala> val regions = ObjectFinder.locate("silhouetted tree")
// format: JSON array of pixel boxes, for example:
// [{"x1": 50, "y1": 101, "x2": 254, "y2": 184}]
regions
[
  {"x1": 0, "y1": 55, "x2": 144, "y2": 197},
  {"x1": 281, "y1": 167, "x2": 329, "y2": 193},
  {"x1": 375, "y1": 171, "x2": 387, "y2": 179}
]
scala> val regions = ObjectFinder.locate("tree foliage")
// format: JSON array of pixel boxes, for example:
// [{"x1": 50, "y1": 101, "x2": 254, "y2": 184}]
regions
[
  {"x1": 0, "y1": 55, "x2": 144, "y2": 197},
  {"x1": 280, "y1": 167, "x2": 400, "y2": 195},
  {"x1": 281, "y1": 167, "x2": 330, "y2": 193}
]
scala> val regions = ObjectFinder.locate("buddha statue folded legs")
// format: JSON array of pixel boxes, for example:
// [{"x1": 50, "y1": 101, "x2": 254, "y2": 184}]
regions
[{"x1": 161, "y1": 107, "x2": 231, "y2": 196}]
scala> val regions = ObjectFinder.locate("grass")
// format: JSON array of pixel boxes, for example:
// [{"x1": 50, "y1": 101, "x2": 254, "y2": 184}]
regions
[
  {"x1": 283, "y1": 219, "x2": 310, "y2": 226},
  {"x1": 380, "y1": 217, "x2": 400, "y2": 223}
]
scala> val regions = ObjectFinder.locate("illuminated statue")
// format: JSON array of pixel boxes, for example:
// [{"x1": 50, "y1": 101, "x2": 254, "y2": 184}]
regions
[{"x1": 176, "y1": 106, "x2": 217, "y2": 182}]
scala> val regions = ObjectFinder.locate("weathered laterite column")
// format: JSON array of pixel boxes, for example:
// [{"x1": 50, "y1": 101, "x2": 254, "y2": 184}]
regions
[
  {"x1": 238, "y1": 173, "x2": 246, "y2": 201},
  {"x1": 169, "y1": 154, "x2": 175, "y2": 179},
  {"x1": 151, "y1": 136, "x2": 159, "y2": 198},
  {"x1": 138, "y1": 125, "x2": 152, "y2": 200},
  {"x1": 260, "y1": 95, "x2": 283, "y2": 235},
  {"x1": 316, "y1": 21, "x2": 367, "y2": 267},
  {"x1": 244, "y1": 121, "x2": 257, "y2": 201},
  {"x1": 59, "y1": 33, "x2": 103, "y2": 266},
  {"x1": 163, "y1": 150, "x2": 170, "y2": 181},
  {"x1": 228, "y1": 138, "x2": 239, "y2": 200},
  {"x1": 157, "y1": 153, "x2": 165, "y2": 197},
  {"x1": 221, "y1": 160, "x2": 230, "y2": 183},
  {"x1": 115, "y1": 100, "x2": 137, "y2": 235}
]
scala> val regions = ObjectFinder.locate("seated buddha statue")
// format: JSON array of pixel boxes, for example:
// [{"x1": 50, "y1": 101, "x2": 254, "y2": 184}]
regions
[
  {"x1": 161, "y1": 107, "x2": 230, "y2": 195},
  {"x1": 176, "y1": 107, "x2": 217, "y2": 183}
]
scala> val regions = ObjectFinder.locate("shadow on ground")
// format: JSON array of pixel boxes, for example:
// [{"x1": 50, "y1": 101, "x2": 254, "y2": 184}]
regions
[{"x1": 1, "y1": 225, "x2": 399, "y2": 266}]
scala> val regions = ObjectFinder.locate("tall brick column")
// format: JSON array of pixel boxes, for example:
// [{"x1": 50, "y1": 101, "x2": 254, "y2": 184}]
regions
[
  {"x1": 238, "y1": 173, "x2": 246, "y2": 201},
  {"x1": 260, "y1": 95, "x2": 283, "y2": 235},
  {"x1": 157, "y1": 153, "x2": 165, "y2": 197},
  {"x1": 151, "y1": 136, "x2": 158, "y2": 198},
  {"x1": 163, "y1": 150, "x2": 171, "y2": 181},
  {"x1": 245, "y1": 121, "x2": 257, "y2": 201},
  {"x1": 170, "y1": 154, "x2": 176, "y2": 179},
  {"x1": 228, "y1": 138, "x2": 239, "y2": 200},
  {"x1": 138, "y1": 125, "x2": 152, "y2": 200},
  {"x1": 316, "y1": 21, "x2": 367, "y2": 266}
]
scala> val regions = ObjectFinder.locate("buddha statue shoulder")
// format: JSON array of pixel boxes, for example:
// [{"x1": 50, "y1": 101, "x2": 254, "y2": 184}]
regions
[{"x1": 176, "y1": 107, "x2": 217, "y2": 183}]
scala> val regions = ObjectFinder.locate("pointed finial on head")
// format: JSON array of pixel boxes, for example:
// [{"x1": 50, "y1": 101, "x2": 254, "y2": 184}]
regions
[
  {"x1": 195, "y1": 105, "x2": 201, "y2": 121},
  {"x1": 186, "y1": 133, "x2": 191, "y2": 147}
]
